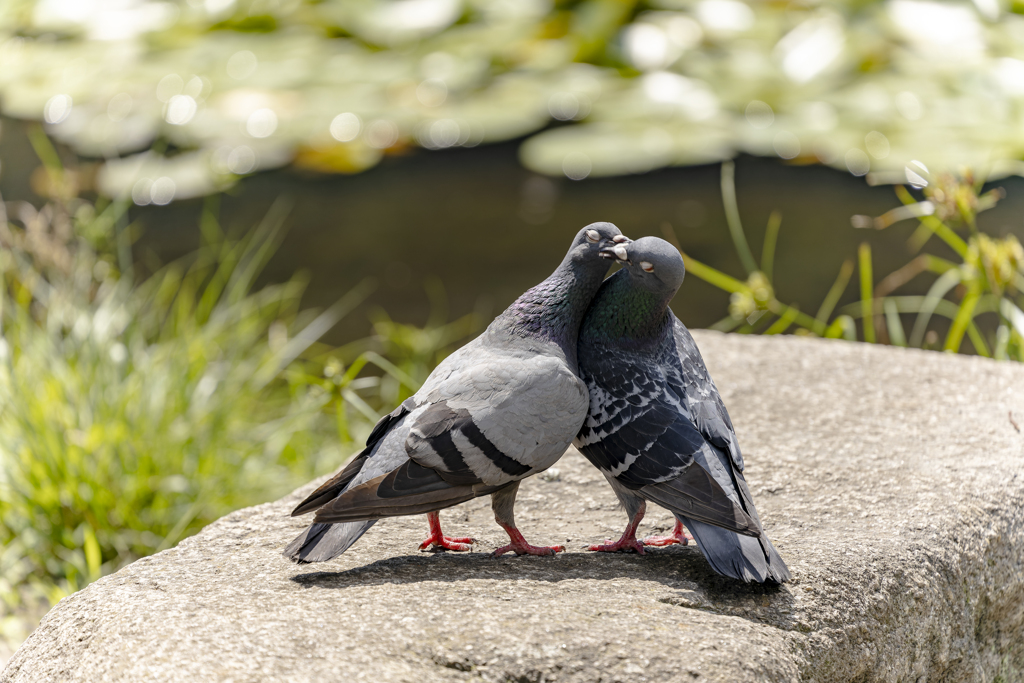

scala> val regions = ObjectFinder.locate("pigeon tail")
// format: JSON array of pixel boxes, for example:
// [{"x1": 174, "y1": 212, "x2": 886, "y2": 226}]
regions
[
  {"x1": 678, "y1": 515, "x2": 790, "y2": 584},
  {"x1": 283, "y1": 520, "x2": 376, "y2": 563}
]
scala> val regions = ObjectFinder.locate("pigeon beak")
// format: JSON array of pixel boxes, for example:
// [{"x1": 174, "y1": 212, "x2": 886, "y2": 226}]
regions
[{"x1": 600, "y1": 243, "x2": 630, "y2": 262}]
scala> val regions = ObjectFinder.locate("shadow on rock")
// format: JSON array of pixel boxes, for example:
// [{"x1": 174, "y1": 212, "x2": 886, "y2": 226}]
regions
[{"x1": 289, "y1": 545, "x2": 799, "y2": 631}]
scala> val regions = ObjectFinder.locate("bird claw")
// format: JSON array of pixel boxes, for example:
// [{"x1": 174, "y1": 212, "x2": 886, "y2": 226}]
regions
[
  {"x1": 493, "y1": 542, "x2": 565, "y2": 557},
  {"x1": 419, "y1": 535, "x2": 474, "y2": 552},
  {"x1": 642, "y1": 522, "x2": 693, "y2": 547},
  {"x1": 587, "y1": 538, "x2": 645, "y2": 555},
  {"x1": 493, "y1": 523, "x2": 564, "y2": 557}
]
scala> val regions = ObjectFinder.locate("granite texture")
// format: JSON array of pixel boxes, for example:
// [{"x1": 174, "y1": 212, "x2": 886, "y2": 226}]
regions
[{"x1": 4, "y1": 332, "x2": 1024, "y2": 682}]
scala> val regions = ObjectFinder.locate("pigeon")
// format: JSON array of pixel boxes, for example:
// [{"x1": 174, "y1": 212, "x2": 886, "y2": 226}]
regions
[
  {"x1": 574, "y1": 236, "x2": 790, "y2": 583},
  {"x1": 285, "y1": 222, "x2": 628, "y2": 563}
]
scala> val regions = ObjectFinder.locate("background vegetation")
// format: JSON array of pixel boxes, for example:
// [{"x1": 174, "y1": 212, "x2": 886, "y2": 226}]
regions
[
  {"x1": 0, "y1": 132, "x2": 478, "y2": 652},
  {"x1": 675, "y1": 162, "x2": 1024, "y2": 359}
]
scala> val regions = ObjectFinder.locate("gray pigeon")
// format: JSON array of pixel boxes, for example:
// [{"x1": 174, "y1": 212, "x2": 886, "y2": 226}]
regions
[
  {"x1": 574, "y1": 236, "x2": 790, "y2": 583},
  {"x1": 285, "y1": 222, "x2": 628, "y2": 562}
]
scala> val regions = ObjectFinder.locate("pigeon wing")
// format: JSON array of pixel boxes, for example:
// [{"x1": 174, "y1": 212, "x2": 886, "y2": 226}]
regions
[
  {"x1": 672, "y1": 317, "x2": 744, "y2": 470},
  {"x1": 575, "y1": 344, "x2": 756, "y2": 534},
  {"x1": 290, "y1": 400, "x2": 414, "y2": 516},
  {"x1": 313, "y1": 345, "x2": 588, "y2": 523}
]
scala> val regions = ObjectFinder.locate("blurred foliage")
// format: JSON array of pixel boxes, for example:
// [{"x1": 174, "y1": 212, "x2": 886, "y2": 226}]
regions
[
  {"x1": 0, "y1": 130, "x2": 476, "y2": 649},
  {"x1": 3, "y1": 0, "x2": 1024, "y2": 202},
  {"x1": 672, "y1": 162, "x2": 1024, "y2": 359}
]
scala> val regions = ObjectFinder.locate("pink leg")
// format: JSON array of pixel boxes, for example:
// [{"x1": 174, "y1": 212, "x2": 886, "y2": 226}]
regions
[
  {"x1": 588, "y1": 508, "x2": 646, "y2": 554},
  {"x1": 419, "y1": 511, "x2": 474, "y2": 551},
  {"x1": 642, "y1": 519, "x2": 693, "y2": 547},
  {"x1": 493, "y1": 524, "x2": 565, "y2": 557}
]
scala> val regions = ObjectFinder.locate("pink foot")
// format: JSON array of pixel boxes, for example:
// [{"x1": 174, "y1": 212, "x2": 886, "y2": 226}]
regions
[
  {"x1": 588, "y1": 537, "x2": 645, "y2": 554},
  {"x1": 642, "y1": 520, "x2": 693, "y2": 547},
  {"x1": 587, "y1": 508, "x2": 646, "y2": 554},
  {"x1": 419, "y1": 511, "x2": 474, "y2": 552},
  {"x1": 493, "y1": 524, "x2": 565, "y2": 557}
]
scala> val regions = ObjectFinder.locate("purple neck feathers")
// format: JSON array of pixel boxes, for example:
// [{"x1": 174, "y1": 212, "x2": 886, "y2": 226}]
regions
[{"x1": 492, "y1": 256, "x2": 607, "y2": 368}]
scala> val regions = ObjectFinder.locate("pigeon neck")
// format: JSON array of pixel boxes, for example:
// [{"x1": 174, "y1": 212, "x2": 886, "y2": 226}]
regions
[
  {"x1": 494, "y1": 256, "x2": 607, "y2": 366},
  {"x1": 581, "y1": 270, "x2": 675, "y2": 345}
]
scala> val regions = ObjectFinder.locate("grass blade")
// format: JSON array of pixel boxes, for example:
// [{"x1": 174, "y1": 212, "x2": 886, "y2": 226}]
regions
[
  {"x1": 815, "y1": 259, "x2": 854, "y2": 332},
  {"x1": 908, "y1": 269, "x2": 962, "y2": 347},
  {"x1": 27, "y1": 125, "x2": 65, "y2": 191},
  {"x1": 1000, "y1": 298, "x2": 1024, "y2": 337},
  {"x1": 661, "y1": 222, "x2": 751, "y2": 294},
  {"x1": 341, "y1": 388, "x2": 380, "y2": 423},
  {"x1": 680, "y1": 251, "x2": 750, "y2": 294},
  {"x1": 720, "y1": 161, "x2": 759, "y2": 276},
  {"x1": 255, "y1": 278, "x2": 378, "y2": 389},
  {"x1": 874, "y1": 254, "x2": 955, "y2": 298},
  {"x1": 227, "y1": 196, "x2": 293, "y2": 304},
  {"x1": 858, "y1": 243, "x2": 875, "y2": 343},
  {"x1": 761, "y1": 211, "x2": 781, "y2": 283},
  {"x1": 824, "y1": 315, "x2": 856, "y2": 340},
  {"x1": 944, "y1": 285, "x2": 980, "y2": 352},
  {"x1": 839, "y1": 295, "x2": 961, "y2": 320},
  {"x1": 883, "y1": 299, "x2": 907, "y2": 347},
  {"x1": 894, "y1": 186, "x2": 968, "y2": 257},
  {"x1": 764, "y1": 304, "x2": 798, "y2": 335},
  {"x1": 709, "y1": 315, "x2": 745, "y2": 332},
  {"x1": 966, "y1": 322, "x2": 991, "y2": 357}
]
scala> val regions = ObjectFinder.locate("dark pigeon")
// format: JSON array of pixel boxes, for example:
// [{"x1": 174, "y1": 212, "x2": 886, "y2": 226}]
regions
[
  {"x1": 574, "y1": 236, "x2": 790, "y2": 583},
  {"x1": 285, "y1": 223, "x2": 628, "y2": 562}
]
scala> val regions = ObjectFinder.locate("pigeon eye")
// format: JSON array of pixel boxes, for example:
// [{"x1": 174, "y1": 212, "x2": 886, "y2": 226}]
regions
[
  {"x1": 640, "y1": 261, "x2": 654, "y2": 272},
  {"x1": 586, "y1": 229, "x2": 600, "y2": 243}
]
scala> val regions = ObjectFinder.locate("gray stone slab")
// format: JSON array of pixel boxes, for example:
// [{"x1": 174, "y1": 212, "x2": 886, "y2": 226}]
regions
[{"x1": 4, "y1": 332, "x2": 1024, "y2": 682}]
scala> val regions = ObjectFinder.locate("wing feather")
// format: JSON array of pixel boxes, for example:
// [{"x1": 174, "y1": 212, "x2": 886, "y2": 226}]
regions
[
  {"x1": 672, "y1": 319, "x2": 744, "y2": 470},
  {"x1": 312, "y1": 460, "x2": 502, "y2": 523},
  {"x1": 290, "y1": 400, "x2": 413, "y2": 516},
  {"x1": 575, "y1": 328, "x2": 762, "y2": 536}
]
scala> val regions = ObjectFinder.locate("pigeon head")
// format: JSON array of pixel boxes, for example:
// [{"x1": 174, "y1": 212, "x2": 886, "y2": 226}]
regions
[
  {"x1": 566, "y1": 222, "x2": 629, "y2": 266},
  {"x1": 491, "y1": 221, "x2": 629, "y2": 370},
  {"x1": 601, "y1": 236, "x2": 685, "y2": 297}
]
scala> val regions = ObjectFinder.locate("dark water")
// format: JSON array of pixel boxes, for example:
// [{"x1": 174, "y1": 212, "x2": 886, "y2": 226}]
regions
[{"x1": 3, "y1": 117, "x2": 1023, "y2": 344}]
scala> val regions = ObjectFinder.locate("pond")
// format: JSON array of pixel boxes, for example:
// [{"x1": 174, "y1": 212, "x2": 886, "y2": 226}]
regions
[{"x1": 2, "y1": 115, "x2": 1023, "y2": 345}]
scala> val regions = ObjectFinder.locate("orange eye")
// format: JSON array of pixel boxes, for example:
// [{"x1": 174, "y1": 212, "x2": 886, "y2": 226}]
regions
[{"x1": 640, "y1": 261, "x2": 654, "y2": 272}]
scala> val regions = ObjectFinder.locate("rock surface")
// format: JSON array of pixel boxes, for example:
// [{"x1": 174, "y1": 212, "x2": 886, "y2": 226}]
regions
[{"x1": 4, "y1": 332, "x2": 1024, "y2": 683}]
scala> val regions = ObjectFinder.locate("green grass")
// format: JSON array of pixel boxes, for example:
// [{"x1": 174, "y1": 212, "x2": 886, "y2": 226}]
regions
[
  {"x1": 0, "y1": 197, "x2": 340, "y2": 620},
  {"x1": 667, "y1": 162, "x2": 1024, "y2": 360},
  {"x1": 0, "y1": 135, "x2": 476, "y2": 650}
]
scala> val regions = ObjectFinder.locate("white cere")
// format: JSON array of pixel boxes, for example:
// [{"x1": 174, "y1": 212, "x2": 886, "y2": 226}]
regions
[
  {"x1": 612, "y1": 245, "x2": 629, "y2": 261},
  {"x1": 612, "y1": 235, "x2": 629, "y2": 243},
  {"x1": 586, "y1": 229, "x2": 601, "y2": 242},
  {"x1": 640, "y1": 261, "x2": 655, "y2": 272}
]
